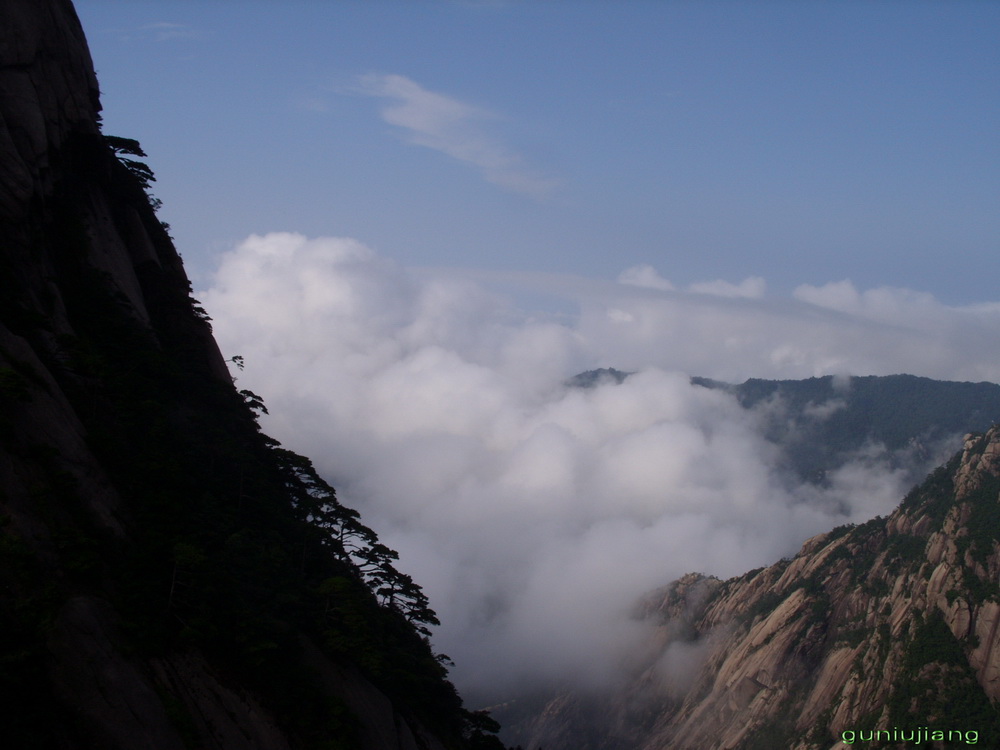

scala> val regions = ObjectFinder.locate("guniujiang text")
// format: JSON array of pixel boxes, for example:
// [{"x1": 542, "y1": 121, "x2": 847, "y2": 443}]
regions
[{"x1": 841, "y1": 727, "x2": 978, "y2": 745}]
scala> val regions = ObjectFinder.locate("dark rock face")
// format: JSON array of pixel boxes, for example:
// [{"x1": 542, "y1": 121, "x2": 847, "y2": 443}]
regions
[
  {"x1": 0, "y1": 2, "x2": 465, "y2": 748},
  {"x1": 0, "y1": 0, "x2": 100, "y2": 220}
]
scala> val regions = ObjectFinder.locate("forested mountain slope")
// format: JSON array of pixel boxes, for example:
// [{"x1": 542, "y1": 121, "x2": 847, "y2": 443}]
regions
[{"x1": 0, "y1": 2, "x2": 498, "y2": 748}]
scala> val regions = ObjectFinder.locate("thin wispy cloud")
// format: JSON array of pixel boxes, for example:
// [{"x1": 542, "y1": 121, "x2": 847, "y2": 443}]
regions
[
  {"x1": 356, "y1": 73, "x2": 559, "y2": 199},
  {"x1": 619, "y1": 265, "x2": 767, "y2": 299},
  {"x1": 107, "y1": 22, "x2": 206, "y2": 44},
  {"x1": 689, "y1": 276, "x2": 766, "y2": 299},
  {"x1": 142, "y1": 22, "x2": 203, "y2": 41}
]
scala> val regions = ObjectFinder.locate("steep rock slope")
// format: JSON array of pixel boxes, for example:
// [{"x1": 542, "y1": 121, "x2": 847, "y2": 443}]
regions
[
  {"x1": 0, "y1": 2, "x2": 493, "y2": 748},
  {"x1": 521, "y1": 427, "x2": 1000, "y2": 749}
]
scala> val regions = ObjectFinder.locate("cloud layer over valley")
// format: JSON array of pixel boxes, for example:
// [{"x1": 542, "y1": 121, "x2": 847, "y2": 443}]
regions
[{"x1": 200, "y1": 233, "x2": 1000, "y2": 701}]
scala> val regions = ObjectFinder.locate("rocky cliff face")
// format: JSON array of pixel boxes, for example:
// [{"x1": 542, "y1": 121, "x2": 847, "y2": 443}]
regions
[
  {"x1": 0, "y1": 2, "x2": 481, "y2": 748},
  {"x1": 519, "y1": 427, "x2": 1000, "y2": 749}
]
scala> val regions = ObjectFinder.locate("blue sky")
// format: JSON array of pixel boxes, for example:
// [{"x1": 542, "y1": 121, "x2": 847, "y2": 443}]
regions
[{"x1": 76, "y1": 0, "x2": 999, "y2": 304}]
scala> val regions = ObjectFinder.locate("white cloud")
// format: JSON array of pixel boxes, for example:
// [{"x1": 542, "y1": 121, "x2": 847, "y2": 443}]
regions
[
  {"x1": 802, "y1": 398, "x2": 847, "y2": 420},
  {"x1": 618, "y1": 264, "x2": 675, "y2": 291},
  {"x1": 689, "y1": 275, "x2": 766, "y2": 299},
  {"x1": 565, "y1": 272, "x2": 1000, "y2": 384},
  {"x1": 654, "y1": 639, "x2": 712, "y2": 698},
  {"x1": 793, "y1": 279, "x2": 946, "y2": 326},
  {"x1": 356, "y1": 73, "x2": 558, "y2": 199},
  {"x1": 199, "y1": 233, "x2": 1000, "y2": 703}
]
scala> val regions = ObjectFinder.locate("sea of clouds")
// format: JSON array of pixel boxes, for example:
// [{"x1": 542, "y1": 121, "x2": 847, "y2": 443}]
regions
[{"x1": 199, "y1": 232, "x2": 1000, "y2": 702}]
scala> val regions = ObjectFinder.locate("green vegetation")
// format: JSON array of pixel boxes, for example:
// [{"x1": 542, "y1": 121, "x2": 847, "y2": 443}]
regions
[
  {"x1": 898, "y1": 458, "x2": 960, "y2": 525},
  {"x1": 806, "y1": 707, "x2": 839, "y2": 748},
  {"x1": 741, "y1": 589, "x2": 789, "y2": 624},
  {"x1": 740, "y1": 712, "x2": 797, "y2": 750},
  {"x1": 957, "y1": 472, "x2": 1000, "y2": 567},
  {"x1": 887, "y1": 611, "x2": 1000, "y2": 742},
  {"x1": 883, "y1": 533, "x2": 927, "y2": 576},
  {"x1": 104, "y1": 134, "x2": 156, "y2": 192},
  {"x1": 837, "y1": 626, "x2": 868, "y2": 649}
]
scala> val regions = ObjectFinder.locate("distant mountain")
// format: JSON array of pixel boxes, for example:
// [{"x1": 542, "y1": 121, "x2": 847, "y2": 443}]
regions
[
  {"x1": 697, "y1": 374, "x2": 1000, "y2": 483},
  {"x1": 0, "y1": 2, "x2": 498, "y2": 748},
  {"x1": 571, "y1": 370, "x2": 1000, "y2": 484},
  {"x1": 516, "y1": 426, "x2": 1000, "y2": 749},
  {"x1": 565, "y1": 368, "x2": 632, "y2": 388}
]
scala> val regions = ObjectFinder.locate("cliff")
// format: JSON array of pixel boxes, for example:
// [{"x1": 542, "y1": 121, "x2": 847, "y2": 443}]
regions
[
  {"x1": 518, "y1": 427, "x2": 1000, "y2": 749},
  {"x1": 0, "y1": 2, "x2": 492, "y2": 748}
]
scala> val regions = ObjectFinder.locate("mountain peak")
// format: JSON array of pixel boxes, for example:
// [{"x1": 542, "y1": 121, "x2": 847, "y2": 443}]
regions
[{"x1": 953, "y1": 426, "x2": 1000, "y2": 502}]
